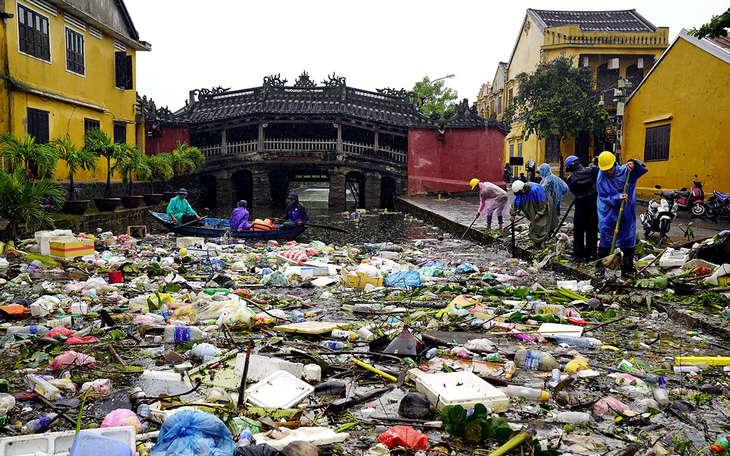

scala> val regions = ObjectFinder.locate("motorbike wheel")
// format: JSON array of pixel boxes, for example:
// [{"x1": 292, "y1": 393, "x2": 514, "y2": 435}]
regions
[
  {"x1": 705, "y1": 205, "x2": 717, "y2": 220},
  {"x1": 691, "y1": 203, "x2": 706, "y2": 217}
]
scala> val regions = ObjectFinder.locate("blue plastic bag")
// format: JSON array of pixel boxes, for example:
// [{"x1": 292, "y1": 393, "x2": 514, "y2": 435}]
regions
[
  {"x1": 150, "y1": 410, "x2": 236, "y2": 456},
  {"x1": 384, "y1": 271, "x2": 422, "y2": 288},
  {"x1": 456, "y1": 263, "x2": 479, "y2": 274},
  {"x1": 70, "y1": 431, "x2": 132, "y2": 456}
]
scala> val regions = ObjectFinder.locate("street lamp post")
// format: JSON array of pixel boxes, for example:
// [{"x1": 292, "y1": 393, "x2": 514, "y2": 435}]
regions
[{"x1": 430, "y1": 74, "x2": 455, "y2": 85}]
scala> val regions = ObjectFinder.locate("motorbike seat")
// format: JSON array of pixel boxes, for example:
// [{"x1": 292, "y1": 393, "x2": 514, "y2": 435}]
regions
[
  {"x1": 715, "y1": 191, "x2": 730, "y2": 199},
  {"x1": 675, "y1": 190, "x2": 690, "y2": 198}
]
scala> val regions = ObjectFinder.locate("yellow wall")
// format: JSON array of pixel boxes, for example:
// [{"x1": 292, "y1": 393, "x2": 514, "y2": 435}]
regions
[
  {"x1": 623, "y1": 37, "x2": 730, "y2": 197},
  {"x1": 1, "y1": 0, "x2": 143, "y2": 181},
  {"x1": 481, "y1": 13, "x2": 669, "y2": 174}
]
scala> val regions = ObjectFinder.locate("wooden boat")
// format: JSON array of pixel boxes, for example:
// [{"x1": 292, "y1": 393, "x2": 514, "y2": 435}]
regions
[{"x1": 148, "y1": 211, "x2": 306, "y2": 240}]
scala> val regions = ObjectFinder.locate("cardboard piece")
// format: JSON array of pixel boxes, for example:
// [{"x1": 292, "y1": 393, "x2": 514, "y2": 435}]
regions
[
  {"x1": 49, "y1": 239, "x2": 94, "y2": 258},
  {"x1": 537, "y1": 323, "x2": 583, "y2": 337},
  {"x1": 272, "y1": 321, "x2": 350, "y2": 335}
]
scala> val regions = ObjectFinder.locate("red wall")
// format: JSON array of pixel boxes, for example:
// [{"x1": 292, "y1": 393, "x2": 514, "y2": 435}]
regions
[
  {"x1": 145, "y1": 124, "x2": 190, "y2": 155},
  {"x1": 407, "y1": 127, "x2": 507, "y2": 194}
]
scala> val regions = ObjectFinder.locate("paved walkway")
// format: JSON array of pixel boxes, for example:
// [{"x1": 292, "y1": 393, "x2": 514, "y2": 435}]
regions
[{"x1": 401, "y1": 191, "x2": 730, "y2": 245}]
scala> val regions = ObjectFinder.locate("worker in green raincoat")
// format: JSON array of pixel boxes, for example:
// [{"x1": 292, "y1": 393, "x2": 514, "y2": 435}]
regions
[
  {"x1": 166, "y1": 188, "x2": 201, "y2": 225},
  {"x1": 509, "y1": 180, "x2": 558, "y2": 247}
]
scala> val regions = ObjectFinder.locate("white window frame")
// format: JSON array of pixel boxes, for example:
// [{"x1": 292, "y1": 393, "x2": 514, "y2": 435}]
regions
[
  {"x1": 64, "y1": 25, "x2": 85, "y2": 77},
  {"x1": 17, "y1": 1, "x2": 52, "y2": 64}
]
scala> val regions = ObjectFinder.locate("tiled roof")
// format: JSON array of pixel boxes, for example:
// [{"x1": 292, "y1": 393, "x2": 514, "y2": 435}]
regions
[
  {"x1": 708, "y1": 35, "x2": 730, "y2": 52},
  {"x1": 179, "y1": 81, "x2": 438, "y2": 130},
  {"x1": 529, "y1": 9, "x2": 657, "y2": 32}
]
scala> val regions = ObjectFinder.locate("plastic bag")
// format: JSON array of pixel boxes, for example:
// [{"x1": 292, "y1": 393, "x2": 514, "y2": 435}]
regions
[
  {"x1": 49, "y1": 351, "x2": 96, "y2": 370},
  {"x1": 101, "y1": 408, "x2": 142, "y2": 434},
  {"x1": 376, "y1": 425, "x2": 429, "y2": 450},
  {"x1": 456, "y1": 263, "x2": 479, "y2": 274},
  {"x1": 384, "y1": 271, "x2": 422, "y2": 288},
  {"x1": 81, "y1": 379, "x2": 112, "y2": 397},
  {"x1": 150, "y1": 410, "x2": 236, "y2": 456},
  {"x1": 260, "y1": 271, "x2": 289, "y2": 286}
]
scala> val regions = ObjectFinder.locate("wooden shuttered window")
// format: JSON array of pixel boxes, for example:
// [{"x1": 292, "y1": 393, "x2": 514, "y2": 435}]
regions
[{"x1": 115, "y1": 51, "x2": 133, "y2": 90}]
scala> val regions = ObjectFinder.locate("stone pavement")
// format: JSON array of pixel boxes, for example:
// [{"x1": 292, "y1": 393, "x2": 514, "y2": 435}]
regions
[{"x1": 400, "y1": 191, "x2": 730, "y2": 245}]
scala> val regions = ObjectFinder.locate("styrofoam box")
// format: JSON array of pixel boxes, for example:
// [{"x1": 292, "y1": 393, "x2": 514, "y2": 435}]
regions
[
  {"x1": 176, "y1": 236, "x2": 205, "y2": 249},
  {"x1": 0, "y1": 425, "x2": 135, "y2": 456},
  {"x1": 246, "y1": 370, "x2": 314, "y2": 409},
  {"x1": 234, "y1": 353, "x2": 304, "y2": 382},
  {"x1": 411, "y1": 369, "x2": 509, "y2": 412}
]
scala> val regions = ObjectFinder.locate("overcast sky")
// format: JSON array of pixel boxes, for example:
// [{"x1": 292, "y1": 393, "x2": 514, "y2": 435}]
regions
[{"x1": 125, "y1": 1, "x2": 728, "y2": 111}]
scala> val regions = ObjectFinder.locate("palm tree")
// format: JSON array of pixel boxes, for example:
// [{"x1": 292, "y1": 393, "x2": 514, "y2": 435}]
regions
[
  {"x1": 169, "y1": 141, "x2": 205, "y2": 188},
  {"x1": 145, "y1": 152, "x2": 173, "y2": 193},
  {"x1": 114, "y1": 144, "x2": 150, "y2": 195},
  {"x1": 0, "y1": 132, "x2": 59, "y2": 180},
  {"x1": 50, "y1": 136, "x2": 98, "y2": 201},
  {"x1": 0, "y1": 169, "x2": 64, "y2": 239},
  {"x1": 83, "y1": 129, "x2": 122, "y2": 198}
]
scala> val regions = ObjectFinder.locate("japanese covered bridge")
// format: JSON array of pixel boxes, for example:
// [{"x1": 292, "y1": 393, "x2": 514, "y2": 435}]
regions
[{"x1": 141, "y1": 72, "x2": 508, "y2": 210}]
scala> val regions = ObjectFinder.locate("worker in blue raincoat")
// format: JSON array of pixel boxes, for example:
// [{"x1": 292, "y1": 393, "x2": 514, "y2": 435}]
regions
[
  {"x1": 538, "y1": 163, "x2": 568, "y2": 217},
  {"x1": 596, "y1": 151, "x2": 648, "y2": 277},
  {"x1": 509, "y1": 180, "x2": 558, "y2": 247}
]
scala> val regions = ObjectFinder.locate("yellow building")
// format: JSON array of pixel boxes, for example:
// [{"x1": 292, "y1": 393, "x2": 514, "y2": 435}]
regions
[
  {"x1": 0, "y1": 0, "x2": 150, "y2": 181},
  {"x1": 476, "y1": 9, "x2": 668, "y2": 176},
  {"x1": 622, "y1": 29, "x2": 730, "y2": 198}
]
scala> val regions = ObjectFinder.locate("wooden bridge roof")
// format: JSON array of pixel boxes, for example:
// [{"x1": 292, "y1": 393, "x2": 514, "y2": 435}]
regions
[{"x1": 165, "y1": 73, "x2": 505, "y2": 131}]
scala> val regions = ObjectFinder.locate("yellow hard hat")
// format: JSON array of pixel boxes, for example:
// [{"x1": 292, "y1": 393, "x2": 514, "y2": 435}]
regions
[
  {"x1": 598, "y1": 151, "x2": 616, "y2": 171},
  {"x1": 470, "y1": 178, "x2": 480, "y2": 190}
]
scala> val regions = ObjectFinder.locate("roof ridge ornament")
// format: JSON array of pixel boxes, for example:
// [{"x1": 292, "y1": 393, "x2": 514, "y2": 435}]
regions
[
  {"x1": 263, "y1": 74, "x2": 288, "y2": 87},
  {"x1": 322, "y1": 73, "x2": 346, "y2": 88},
  {"x1": 294, "y1": 71, "x2": 316, "y2": 88},
  {"x1": 376, "y1": 87, "x2": 408, "y2": 98}
]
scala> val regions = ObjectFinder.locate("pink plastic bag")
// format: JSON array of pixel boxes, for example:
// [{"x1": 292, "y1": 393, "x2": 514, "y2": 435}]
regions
[
  {"x1": 66, "y1": 336, "x2": 99, "y2": 344},
  {"x1": 49, "y1": 351, "x2": 96, "y2": 370},
  {"x1": 80, "y1": 379, "x2": 112, "y2": 396},
  {"x1": 281, "y1": 250, "x2": 308, "y2": 265},
  {"x1": 377, "y1": 425, "x2": 429, "y2": 450},
  {"x1": 593, "y1": 396, "x2": 631, "y2": 415},
  {"x1": 101, "y1": 408, "x2": 142, "y2": 434},
  {"x1": 47, "y1": 327, "x2": 75, "y2": 338}
]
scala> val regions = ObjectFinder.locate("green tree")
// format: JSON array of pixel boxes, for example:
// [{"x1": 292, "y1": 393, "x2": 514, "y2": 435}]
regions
[
  {"x1": 0, "y1": 132, "x2": 59, "y2": 180},
  {"x1": 50, "y1": 136, "x2": 98, "y2": 201},
  {"x1": 168, "y1": 141, "x2": 205, "y2": 188},
  {"x1": 689, "y1": 7, "x2": 730, "y2": 38},
  {"x1": 412, "y1": 76, "x2": 458, "y2": 121},
  {"x1": 114, "y1": 144, "x2": 150, "y2": 195},
  {"x1": 145, "y1": 152, "x2": 173, "y2": 193},
  {"x1": 83, "y1": 129, "x2": 123, "y2": 198},
  {"x1": 0, "y1": 169, "x2": 63, "y2": 239},
  {"x1": 505, "y1": 56, "x2": 609, "y2": 146}
]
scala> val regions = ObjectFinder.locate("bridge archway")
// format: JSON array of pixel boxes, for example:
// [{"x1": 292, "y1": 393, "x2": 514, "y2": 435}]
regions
[
  {"x1": 381, "y1": 176, "x2": 396, "y2": 210},
  {"x1": 345, "y1": 171, "x2": 366, "y2": 210},
  {"x1": 231, "y1": 170, "x2": 254, "y2": 207},
  {"x1": 198, "y1": 174, "x2": 217, "y2": 209}
]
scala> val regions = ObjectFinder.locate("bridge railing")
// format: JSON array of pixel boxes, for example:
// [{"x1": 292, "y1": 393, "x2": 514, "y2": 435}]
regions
[
  {"x1": 199, "y1": 138, "x2": 407, "y2": 164},
  {"x1": 264, "y1": 138, "x2": 336, "y2": 152}
]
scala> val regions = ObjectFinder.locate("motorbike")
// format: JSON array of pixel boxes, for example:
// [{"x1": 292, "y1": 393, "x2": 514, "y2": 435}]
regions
[
  {"x1": 668, "y1": 174, "x2": 713, "y2": 217},
  {"x1": 640, "y1": 185, "x2": 679, "y2": 245},
  {"x1": 707, "y1": 189, "x2": 730, "y2": 218}
]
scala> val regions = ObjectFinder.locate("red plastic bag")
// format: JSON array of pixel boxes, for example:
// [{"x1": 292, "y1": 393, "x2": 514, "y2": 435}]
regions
[
  {"x1": 377, "y1": 425, "x2": 429, "y2": 450},
  {"x1": 47, "y1": 327, "x2": 75, "y2": 338}
]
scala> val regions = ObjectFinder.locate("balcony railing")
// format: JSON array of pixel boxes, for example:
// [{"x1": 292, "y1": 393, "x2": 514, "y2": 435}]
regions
[{"x1": 198, "y1": 138, "x2": 407, "y2": 164}]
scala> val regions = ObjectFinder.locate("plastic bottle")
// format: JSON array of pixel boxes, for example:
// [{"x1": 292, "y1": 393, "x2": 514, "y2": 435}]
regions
[
  {"x1": 514, "y1": 349, "x2": 560, "y2": 371},
  {"x1": 501, "y1": 385, "x2": 549, "y2": 401},
  {"x1": 653, "y1": 388, "x2": 670, "y2": 406},
  {"x1": 137, "y1": 403, "x2": 150, "y2": 418},
  {"x1": 331, "y1": 329, "x2": 359, "y2": 340},
  {"x1": 504, "y1": 361, "x2": 516, "y2": 380},
  {"x1": 554, "y1": 411, "x2": 591, "y2": 424},
  {"x1": 22, "y1": 413, "x2": 57, "y2": 434},
  {"x1": 551, "y1": 368, "x2": 562, "y2": 385},
  {"x1": 711, "y1": 434, "x2": 730, "y2": 453},
  {"x1": 27, "y1": 374, "x2": 62, "y2": 400},
  {"x1": 6, "y1": 325, "x2": 49, "y2": 337},
  {"x1": 136, "y1": 442, "x2": 150, "y2": 456},
  {"x1": 555, "y1": 335, "x2": 592, "y2": 348},
  {"x1": 322, "y1": 341, "x2": 348, "y2": 350},
  {"x1": 291, "y1": 310, "x2": 306, "y2": 323},
  {"x1": 425, "y1": 348, "x2": 440, "y2": 360},
  {"x1": 237, "y1": 427, "x2": 253, "y2": 447},
  {"x1": 47, "y1": 316, "x2": 73, "y2": 329},
  {"x1": 163, "y1": 325, "x2": 205, "y2": 344}
]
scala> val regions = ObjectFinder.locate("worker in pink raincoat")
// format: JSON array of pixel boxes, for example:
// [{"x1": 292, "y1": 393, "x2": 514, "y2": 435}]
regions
[{"x1": 470, "y1": 178, "x2": 509, "y2": 231}]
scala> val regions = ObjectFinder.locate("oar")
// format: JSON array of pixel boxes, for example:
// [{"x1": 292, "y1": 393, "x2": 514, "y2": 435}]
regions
[
  {"x1": 511, "y1": 216, "x2": 516, "y2": 257},
  {"x1": 181, "y1": 216, "x2": 207, "y2": 227},
  {"x1": 305, "y1": 222, "x2": 348, "y2": 233},
  {"x1": 458, "y1": 214, "x2": 480, "y2": 241}
]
